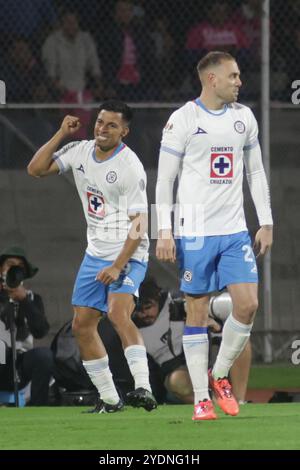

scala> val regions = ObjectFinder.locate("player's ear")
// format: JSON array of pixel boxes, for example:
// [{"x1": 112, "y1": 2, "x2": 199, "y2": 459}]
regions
[
  {"x1": 208, "y1": 72, "x2": 216, "y2": 87},
  {"x1": 122, "y1": 126, "x2": 129, "y2": 138}
]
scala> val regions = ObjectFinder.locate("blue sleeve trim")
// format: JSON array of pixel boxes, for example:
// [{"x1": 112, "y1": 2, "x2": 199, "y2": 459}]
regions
[
  {"x1": 243, "y1": 139, "x2": 258, "y2": 151},
  {"x1": 53, "y1": 156, "x2": 66, "y2": 174},
  {"x1": 160, "y1": 145, "x2": 184, "y2": 158}
]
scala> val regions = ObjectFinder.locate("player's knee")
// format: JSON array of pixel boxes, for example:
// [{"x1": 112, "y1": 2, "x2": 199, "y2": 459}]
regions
[
  {"x1": 108, "y1": 295, "x2": 134, "y2": 327},
  {"x1": 108, "y1": 308, "x2": 129, "y2": 328},
  {"x1": 107, "y1": 309, "x2": 117, "y2": 327},
  {"x1": 246, "y1": 299, "x2": 258, "y2": 316},
  {"x1": 72, "y1": 315, "x2": 90, "y2": 338},
  {"x1": 237, "y1": 299, "x2": 258, "y2": 321}
]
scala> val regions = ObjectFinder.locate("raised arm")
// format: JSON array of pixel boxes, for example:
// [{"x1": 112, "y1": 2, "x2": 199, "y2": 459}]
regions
[{"x1": 27, "y1": 115, "x2": 81, "y2": 177}]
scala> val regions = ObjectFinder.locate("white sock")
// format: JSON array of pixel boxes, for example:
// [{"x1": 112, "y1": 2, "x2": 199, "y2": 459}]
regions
[
  {"x1": 82, "y1": 356, "x2": 119, "y2": 405},
  {"x1": 182, "y1": 327, "x2": 210, "y2": 404},
  {"x1": 212, "y1": 314, "x2": 253, "y2": 379},
  {"x1": 124, "y1": 345, "x2": 152, "y2": 392}
]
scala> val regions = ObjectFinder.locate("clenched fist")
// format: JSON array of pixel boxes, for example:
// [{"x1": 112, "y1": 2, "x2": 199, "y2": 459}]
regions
[{"x1": 60, "y1": 115, "x2": 81, "y2": 137}]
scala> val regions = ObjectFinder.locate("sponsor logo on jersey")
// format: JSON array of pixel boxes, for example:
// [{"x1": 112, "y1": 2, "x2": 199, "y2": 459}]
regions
[
  {"x1": 76, "y1": 164, "x2": 85, "y2": 173},
  {"x1": 183, "y1": 270, "x2": 192, "y2": 282},
  {"x1": 234, "y1": 120, "x2": 246, "y2": 133},
  {"x1": 87, "y1": 191, "x2": 105, "y2": 219},
  {"x1": 210, "y1": 153, "x2": 233, "y2": 183},
  {"x1": 106, "y1": 171, "x2": 117, "y2": 183},
  {"x1": 193, "y1": 126, "x2": 207, "y2": 135},
  {"x1": 55, "y1": 141, "x2": 81, "y2": 157}
]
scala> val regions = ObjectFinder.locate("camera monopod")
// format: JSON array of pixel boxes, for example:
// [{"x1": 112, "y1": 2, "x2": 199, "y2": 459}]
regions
[
  {"x1": 8, "y1": 299, "x2": 20, "y2": 407},
  {"x1": 4, "y1": 266, "x2": 27, "y2": 407}
]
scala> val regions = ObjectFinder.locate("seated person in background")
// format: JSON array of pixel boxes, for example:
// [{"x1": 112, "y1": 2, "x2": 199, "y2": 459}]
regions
[
  {"x1": 0, "y1": 246, "x2": 54, "y2": 406},
  {"x1": 42, "y1": 9, "x2": 103, "y2": 102},
  {"x1": 134, "y1": 278, "x2": 251, "y2": 405},
  {"x1": 42, "y1": 9, "x2": 103, "y2": 138},
  {"x1": 98, "y1": 0, "x2": 157, "y2": 101},
  {"x1": 2, "y1": 37, "x2": 53, "y2": 103},
  {"x1": 133, "y1": 278, "x2": 193, "y2": 404}
]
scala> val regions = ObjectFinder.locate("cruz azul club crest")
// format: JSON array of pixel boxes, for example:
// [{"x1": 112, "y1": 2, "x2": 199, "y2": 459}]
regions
[
  {"x1": 210, "y1": 153, "x2": 233, "y2": 184},
  {"x1": 87, "y1": 189, "x2": 105, "y2": 219}
]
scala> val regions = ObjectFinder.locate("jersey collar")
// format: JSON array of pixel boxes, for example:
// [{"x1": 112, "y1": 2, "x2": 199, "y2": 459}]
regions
[
  {"x1": 194, "y1": 98, "x2": 228, "y2": 116},
  {"x1": 92, "y1": 142, "x2": 126, "y2": 163}
]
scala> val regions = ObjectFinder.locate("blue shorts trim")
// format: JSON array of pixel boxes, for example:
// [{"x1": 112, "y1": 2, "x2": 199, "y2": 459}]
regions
[
  {"x1": 72, "y1": 253, "x2": 148, "y2": 312},
  {"x1": 176, "y1": 231, "x2": 258, "y2": 294}
]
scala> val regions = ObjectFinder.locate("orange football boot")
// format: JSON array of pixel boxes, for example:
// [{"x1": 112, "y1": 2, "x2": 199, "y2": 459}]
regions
[
  {"x1": 209, "y1": 370, "x2": 239, "y2": 416},
  {"x1": 192, "y1": 399, "x2": 217, "y2": 421}
]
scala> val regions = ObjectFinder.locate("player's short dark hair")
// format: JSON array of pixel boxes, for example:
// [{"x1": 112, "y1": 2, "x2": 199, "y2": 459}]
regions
[
  {"x1": 98, "y1": 100, "x2": 133, "y2": 126},
  {"x1": 197, "y1": 51, "x2": 236, "y2": 75},
  {"x1": 139, "y1": 277, "x2": 162, "y2": 305}
]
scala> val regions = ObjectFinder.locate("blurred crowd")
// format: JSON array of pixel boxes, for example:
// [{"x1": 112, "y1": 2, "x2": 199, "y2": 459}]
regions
[{"x1": 0, "y1": 0, "x2": 298, "y2": 103}]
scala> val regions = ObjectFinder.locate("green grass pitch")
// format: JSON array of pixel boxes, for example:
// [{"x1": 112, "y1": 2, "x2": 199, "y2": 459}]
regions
[{"x1": 0, "y1": 403, "x2": 299, "y2": 450}]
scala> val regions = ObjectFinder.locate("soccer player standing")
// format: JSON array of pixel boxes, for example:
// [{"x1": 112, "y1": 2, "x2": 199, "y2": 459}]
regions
[
  {"x1": 155, "y1": 51, "x2": 273, "y2": 420},
  {"x1": 28, "y1": 100, "x2": 157, "y2": 413}
]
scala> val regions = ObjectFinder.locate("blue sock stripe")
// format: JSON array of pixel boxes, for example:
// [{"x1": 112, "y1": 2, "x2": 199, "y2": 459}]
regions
[{"x1": 184, "y1": 326, "x2": 208, "y2": 335}]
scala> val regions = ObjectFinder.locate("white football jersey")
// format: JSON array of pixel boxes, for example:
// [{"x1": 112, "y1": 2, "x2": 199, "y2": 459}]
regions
[
  {"x1": 54, "y1": 140, "x2": 149, "y2": 261},
  {"x1": 160, "y1": 99, "x2": 262, "y2": 236}
]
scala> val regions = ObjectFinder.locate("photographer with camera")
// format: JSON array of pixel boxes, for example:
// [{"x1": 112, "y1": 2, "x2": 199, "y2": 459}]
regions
[
  {"x1": 0, "y1": 246, "x2": 54, "y2": 405},
  {"x1": 134, "y1": 278, "x2": 252, "y2": 405},
  {"x1": 133, "y1": 277, "x2": 193, "y2": 404}
]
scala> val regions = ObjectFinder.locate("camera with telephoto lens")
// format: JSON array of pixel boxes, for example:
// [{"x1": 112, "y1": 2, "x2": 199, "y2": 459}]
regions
[{"x1": 0, "y1": 266, "x2": 27, "y2": 288}]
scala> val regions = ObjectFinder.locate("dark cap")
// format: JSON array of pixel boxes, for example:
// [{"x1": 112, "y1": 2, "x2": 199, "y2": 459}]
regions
[{"x1": 0, "y1": 246, "x2": 38, "y2": 278}]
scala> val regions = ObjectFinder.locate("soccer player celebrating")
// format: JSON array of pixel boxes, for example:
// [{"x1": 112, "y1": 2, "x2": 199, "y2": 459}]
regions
[
  {"x1": 28, "y1": 100, "x2": 157, "y2": 413},
  {"x1": 155, "y1": 51, "x2": 273, "y2": 420}
]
